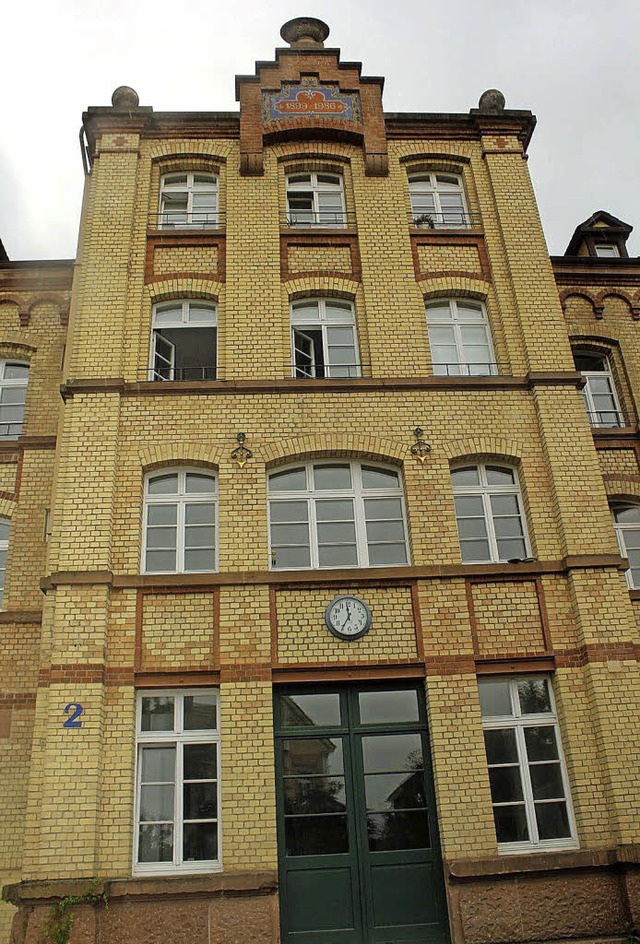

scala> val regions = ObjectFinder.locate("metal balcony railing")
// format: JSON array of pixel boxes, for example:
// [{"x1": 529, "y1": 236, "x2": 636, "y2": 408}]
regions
[
  {"x1": 148, "y1": 366, "x2": 218, "y2": 382},
  {"x1": 151, "y1": 212, "x2": 225, "y2": 230},
  {"x1": 432, "y1": 362, "x2": 499, "y2": 377},
  {"x1": 281, "y1": 210, "x2": 354, "y2": 228},
  {"x1": 291, "y1": 363, "x2": 363, "y2": 379},
  {"x1": 586, "y1": 409, "x2": 635, "y2": 429},
  {"x1": 409, "y1": 210, "x2": 482, "y2": 229}
]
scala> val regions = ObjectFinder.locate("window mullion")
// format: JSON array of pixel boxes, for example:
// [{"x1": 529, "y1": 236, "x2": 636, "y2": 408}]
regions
[
  {"x1": 515, "y1": 722, "x2": 539, "y2": 845},
  {"x1": 484, "y1": 491, "x2": 500, "y2": 561},
  {"x1": 309, "y1": 495, "x2": 319, "y2": 569},
  {"x1": 175, "y1": 739, "x2": 183, "y2": 866},
  {"x1": 352, "y1": 464, "x2": 368, "y2": 566}
]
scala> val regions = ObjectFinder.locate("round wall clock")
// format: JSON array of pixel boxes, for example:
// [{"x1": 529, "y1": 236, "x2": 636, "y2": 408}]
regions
[{"x1": 325, "y1": 595, "x2": 372, "y2": 641}]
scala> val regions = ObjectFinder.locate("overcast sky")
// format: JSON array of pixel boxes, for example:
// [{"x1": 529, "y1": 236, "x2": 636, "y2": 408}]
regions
[{"x1": 1, "y1": 0, "x2": 639, "y2": 261}]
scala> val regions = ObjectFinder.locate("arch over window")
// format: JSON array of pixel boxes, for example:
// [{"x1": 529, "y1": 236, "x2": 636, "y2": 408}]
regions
[
  {"x1": 0, "y1": 360, "x2": 29, "y2": 438},
  {"x1": 268, "y1": 460, "x2": 409, "y2": 570},
  {"x1": 426, "y1": 299, "x2": 496, "y2": 376},
  {"x1": 150, "y1": 300, "x2": 217, "y2": 381},
  {"x1": 0, "y1": 515, "x2": 9, "y2": 607},
  {"x1": 408, "y1": 173, "x2": 470, "y2": 228},
  {"x1": 159, "y1": 172, "x2": 219, "y2": 229},
  {"x1": 286, "y1": 172, "x2": 346, "y2": 227},
  {"x1": 143, "y1": 468, "x2": 217, "y2": 573},
  {"x1": 451, "y1": 463, "x2": 530, "y2": 563},
  {"x1": 573, "y1": 350, "x2": 623, "y2": 427},
  {"x1": 290, "y1": 298, "x2": 360, "y2": 379},
  {"x1": 611, "y1": 503, "x2": 640, "y2": 588}
]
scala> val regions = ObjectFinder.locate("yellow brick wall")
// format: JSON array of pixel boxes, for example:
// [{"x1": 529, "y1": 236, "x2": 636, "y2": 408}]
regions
[
  {"x1": 471, "y1": 580, "x2": 546, "y2": 656},
  {"x1": 416, "y1": 244, "x2": 481, "y2": 274},
  {"x1": 140, "y1": 591, "x2": 216, "y2": 670},
  {"x1": 287, "y1": 245, "x2": 352, "y2": 274},
  {"x1": 154, "y1": 245, "x2": 219, "y2": 276},
  {"x1": 598, "y1": 447, "x2": 639, "y2": 477}
]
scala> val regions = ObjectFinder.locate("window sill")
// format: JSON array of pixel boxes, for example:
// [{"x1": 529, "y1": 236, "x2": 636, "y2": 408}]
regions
[{"x1": 132, "y1": 861, "x2": 222, "y2": 877}]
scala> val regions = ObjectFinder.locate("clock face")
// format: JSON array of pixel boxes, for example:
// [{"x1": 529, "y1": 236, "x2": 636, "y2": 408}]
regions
[{"x1": 325, "y1": 596, "x2": 372, "y2": 640}]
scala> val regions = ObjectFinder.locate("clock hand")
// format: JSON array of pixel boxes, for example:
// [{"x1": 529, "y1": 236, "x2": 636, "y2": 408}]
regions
[{"x1": 341, "y1": 603, "x2": 351, "y2": 629}]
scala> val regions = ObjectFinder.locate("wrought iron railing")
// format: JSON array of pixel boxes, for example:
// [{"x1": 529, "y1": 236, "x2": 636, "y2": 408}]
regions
[
  {"x1": 409, "y1": 210, "x2": 482, "y2": 229},
  {"x1": 281, "y1": 210, "x2": 354, "y2": 228},
  {"x1": 151, "y1": 212, "x2": 225, "y2": 230},
  {"x1": 431, "y1": 362, "x2": 499, "y2": 377},
  {"x1": 586, "y1": 409, "x2": 635, "y2": 429},
  {"x1": 290, "y1": 363, "x2": 363, "y2": 379}
]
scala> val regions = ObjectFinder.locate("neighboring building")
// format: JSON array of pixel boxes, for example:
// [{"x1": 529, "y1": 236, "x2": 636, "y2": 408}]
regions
[{"x1": 1, "y1": 17, "x2": 639, "y2": 944}]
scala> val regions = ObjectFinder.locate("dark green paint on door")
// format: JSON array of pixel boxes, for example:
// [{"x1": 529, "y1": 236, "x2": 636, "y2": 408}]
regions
[{"x1": 274, "y1": 684, "x2": 450, "y2": 944}]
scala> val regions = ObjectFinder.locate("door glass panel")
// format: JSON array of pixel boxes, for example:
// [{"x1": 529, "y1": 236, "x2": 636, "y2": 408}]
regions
[
  {"x1": 285, "y1": 815, "x2": 349, "y2": 856},
  {"x1": 284, "y1": 776, "x2": 347, "y2": 814},
  {"x1": 279, "y1": 693, "x2": 341, "y2": 728},
  {"x1": 367, "y1": 810, "x2": 430, "y2": 851},
  {"x1": 358, "y1": 689, "x2": 419, "y2": 724},
  {"x1": 283, "y1": 738, "x2": 344, "y2": 776},
  {"x1": 361, "y1": 734, "x2": 423, "y2": 773},
  {"x1": 364, "y1": 772, "x2": 426, "y2": 810}
]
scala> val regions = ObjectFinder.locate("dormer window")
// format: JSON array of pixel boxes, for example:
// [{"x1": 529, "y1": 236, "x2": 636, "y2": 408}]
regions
[{"x1": 594, "y1": 244, "x2": 620, "y2": 258}]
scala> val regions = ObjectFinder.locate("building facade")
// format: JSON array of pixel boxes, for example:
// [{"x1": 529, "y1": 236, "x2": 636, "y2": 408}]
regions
[{"x1": 1, "y1": 17, "x2": 639, "y2": 944}]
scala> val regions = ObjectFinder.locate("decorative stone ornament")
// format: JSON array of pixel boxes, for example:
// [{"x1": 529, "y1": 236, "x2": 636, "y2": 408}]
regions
[
  {"x1": 478, "y1": 88, "x2": 506, "y2": 113},
  {"x1": 280, "y1": 17, "x2": 330, "y2": 48},
  {"x1": 410, "y1": 427, "x2": 432, "y2": 463},
  {"x1": 231, "y1": 432, "x2": 253, "y2": 468},
  {"x1": 111, "y1": 86, "x2": 140, "y2": 109}
]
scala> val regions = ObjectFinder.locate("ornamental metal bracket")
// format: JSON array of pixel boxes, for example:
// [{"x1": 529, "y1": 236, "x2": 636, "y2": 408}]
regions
[
  {"x1": 231, "y1": 432, "x2": 253, "y2": 468},
  {"x1": 410, "y1": 427, "x2": 431, "y2": 464}
]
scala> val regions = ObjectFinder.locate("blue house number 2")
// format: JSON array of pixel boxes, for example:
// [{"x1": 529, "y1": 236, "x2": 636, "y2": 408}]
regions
[{"x1": 63, "y1": 703, "x2": 84, "y2": 728}]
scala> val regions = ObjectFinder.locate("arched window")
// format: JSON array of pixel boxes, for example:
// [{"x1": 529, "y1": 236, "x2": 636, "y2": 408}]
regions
[
  {"x1": 408, "y1": 173, "x2": 469, "y2": 228},
  {"x1": 573, "y1": 351, "x2": 623, "y2": 427},
  {"x1": 451, "y1": 463, "x2": 529, "y2": 563},
  {"x1": 143, "y1": 469, "x2": 217, "y2": 573},
  {"x1": 150, "y1": 301, "x2": 217, "y2": 381},
  {"x1": 159, "y1": 172, "x2": 219, "y2": 229},
  {"x1": 268, "y1": 460, "x2": 408, "y2": 569},
  {"x1": 611, "y1": 503, "x2": 640, "y2": 588},
  {"x1": 285, "y1": 172, "x2": 346, "y2": 227},
  {"x1": 0, "y1": 360, "x2": 29, "y2": 438},
  {"x1": 0, "y1": 516, "x2": 9, "y2": 607},
  {"x1": 290, "y1": 299, "x2": 360, "y2": 378},
  {"x1": 426, "y1": 299, "x2": 496, "y2": 375}
]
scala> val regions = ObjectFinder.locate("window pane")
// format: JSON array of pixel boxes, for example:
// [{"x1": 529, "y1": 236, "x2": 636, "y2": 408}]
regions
[
  {"x1": 517, "y1": 678, "x2": 551, "y2": 714},
  {"x1": 361, "y1": 734, "x2": 423, "y2": 774},
  {"x1": 365, "y1": 519, "x2": 405, "y2": 543},
  {"x1": 3, "y1": 363, "x2": 29, "y2": 380},
  {"x1": 0, "y1": 520, "x2": 9, "y2": 541},
  {"x1": 368, "y1": 543, "x2": 408, "y2": 566},
  {"x1": 479, "y1": 680, "x2": 512, "y2": 717},
  {"x1": 147, "y1": 474, "x2": 179, "y2": 495},
  {"x1": 459, "y1": 539, "x2": 491, "y2": 562},
  {"x1": 316, "y1": 521, "x2": 357, "y2": 544},
  {"x1": 316, "y1": 499, "x2": 354, "y2": 521},
  {"x1": 269, "y1": 468, "x2": 307, "y2": 491},
  {"x1": 184, "y1": 548, "x2": 216, "y2": 571},
  {"x1": 183, "y1": 743, "x2": 217, "y2": 780},
  {"x1": 524, "y1": 725, "x2": 559, "y2": 761},
  {"x1": 361, "y1": 466, "x2": 399, "y2": 489},
  {"x1": 490, "y1": 495, "x2": 520, "y2": 517},
  {"x1": 496, "y1": 538, "x2": 527, "y2": 561},
  {"x1": 271, "y1": 523, "x2": 310, "y2": 545},
  {"x1": 282, "y1": 738, "x2": 344, "y2": 776},
  {"x1": 486, "y1": 467, "x2": 516, "y2": 486},
  {"x1": 270, "y1": 501, "x2": 309, "y2": 524},
  {"x1": 279, "y1": 693, "x2": 342, "y2": 728},
  {"x1": 147, "y1": 505, "x2": 177, "y2": 526},
  {"x1": 184, "y1": 782, "x2": 217, "y2": 819},
  {"x1": 183, "y1": 822, "x2": 218, "y2": 861},
  {"x1": 529, "y1": 763, "x2": 565, "y2": 800},
  {"x1": 272, "y1": 546, "x2": 311, "y2": 568},
  {"x1": 140, "y1": 784, "x2": 174, "y2": 821},
  {"x1": 358, "y1": 689, "x2": 419, "y2": 724},
  {"x1": 313, "y1": 464, "x2": 352, "y2": 490},
  {"x1": 613, "y1": 505, "x2": 640, "y2": 523},
  {"x1": 318, "y1": 544, "x2": 358, "y2": 567},
  {"x1": 184, "y1": 694, "x2": 217, "y2": 731},
  {"x1": 535, "y1": 801, "x2": 571, "y2": 840},
  {"x1": 364, "y1": 497, "x2": 403, "y2": 520},
  {"x1": 141, "y1": 746, "x2": 175, "y2": 782},
  {"x1": 185, "y1": 503, "x2": 215, "y2": 525},
  {"x1": 285, "y1": 815, "x2": 348, "y2": 856},
  {"x1": 365, "y1": 771, "x2": 426, "y2": 810},
  {"x1": 145, "y1": 549, "x2": 177, "y2": 571},
  {"x1": 484, "y1": 728, "x2": 518, "y2": 764},
  {"x1": 493, "y1": 516, "x2": 525, "y2": 539},
  {"x1": 494, "y1": 805, "x2": 529, "y2": 844},
  {"x1": 141, "y1": 696, "x2": 174, "y2": 732},
  {"x1": 185, "y1": 525, "x2": 215, "y2": 548},
  {"x1": 457, "y1": 517, "x2": 489, "y2": 539},
  {"x1": 138, "y1": 824, "x2": 173, "y2": 862},
  {"x1": 454, "y1": 495, "x2": 484, "y2": 517},
  {"x1": 451, "y1": 467, "x2": 480, "y2": 487},
  {"x1": 488, "y1": 766, "x2": 524, "y2": 803},
  {"x1": 367, "y1": 811, "x2": 430, "y2": 851},
  {"x1": 146, "y1": 526, "x2": 178, "y2": 549},
  {"x1": 185, "y1": 473, "x2": 215, "y2": 493},
  {"x1": 284, "y1": 776, "x2": 346, "y2": 814}
]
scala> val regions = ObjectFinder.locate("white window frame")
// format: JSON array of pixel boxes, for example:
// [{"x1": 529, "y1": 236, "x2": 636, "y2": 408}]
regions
[
  {"x1": 451, "y1": 463, "x2": 531, "y2": 563},
  {"x1": 611, "y1": 503, "x2": 640, "y2": 589},
  {"x1": 425, "y1": 299, "x2": 496, "y2": 376},
  {"x1": 134, "y1": 688, "x2": 222, "y2": 875},
  {"x1": 290, "y1": 298, "x2": 361, "y2": 379},
  {"x1": 142, "y1": 467, "x2": 218, "y2": 574},
  {"x1": 0, "y1": 516, "x2": 9, "y2": 609},
  {"x1": 149, "y1": 300, "x2": 218, "y2": 382},
  {"x1": 574, "y1": 352, "x2": 623, "y2": 428},
  {"x1": 479, "y1": 676, "x2": 578, "y2": 854},
  {"x1": 408, "y1": 172, "x2": 470, "y2": 228},
  {"x1": 594, "y1": 243, "x2": 620, "y2": 258},
  {"x1": 268, "y1": 460, "x2": 410, "y2": 570},
  {"x1": 159, "y1": 172, "x2": 219, "y2": 229},
  {"x1": 0, "y1": 360, "x2": 29, "y2": 439},
  {"x1": 285, "y1": 172, "x2": 346, "y2": 228}
]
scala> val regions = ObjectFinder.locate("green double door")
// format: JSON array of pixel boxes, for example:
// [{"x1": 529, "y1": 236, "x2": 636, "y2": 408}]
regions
[{"x1": 274, "y1": 684, "x2": 449, "y2": 944}]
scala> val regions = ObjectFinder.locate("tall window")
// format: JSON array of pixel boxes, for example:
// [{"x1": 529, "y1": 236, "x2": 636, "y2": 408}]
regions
[
  {"x1": 135, "y1": 689, "x2": 221, "y2": 873},
  {"x1": 159, "y1": 172, "x2": 219, "y2": 229},
  {"x1": 426, "y1": 300, "x2": 496, "y2": 375},
  {"x1": 0, "y1": 516, "x2": 9, "y2": 608},
  {"x1": 0, "y1": 361, "x2": 29, "y2": 438},
  {"x1": 286, "y1": 172, "x2": 346, "y2": 227},
  {"x1": 612, "y1": 503, "x2": 640, "y2": 588},
  {"x1": 451, "y1": 464, "x2": 529, "y2": 563},
  {"x1": 409, "y1": 173, "x2": 469, "y2": 228},
  {"x1": 479, "y1": 676, "x2": 576, "y2": 852},
  {"x1": 291, "y1": 299, "x2": 360, "y2": 379},
  {"x1": 268, "y1": 461, "x2": 409, "y2": 570},
  {"x1": 143, "y1": 469, "x2": 217, "y2": 573},
  {"x1": 573, "y1": 351, "x2": 623, "y2": 427},
  {"x1": 150, "y1": 301, "x2": 217, "y2": 381}
]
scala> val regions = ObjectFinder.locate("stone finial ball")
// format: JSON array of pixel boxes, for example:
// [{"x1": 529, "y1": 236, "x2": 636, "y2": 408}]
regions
[
  {"x1": 280, "y1": 17, "x2": 330, "y2": 46},
  {"x1": 478, "y1": 88, "x2": 506, "y2": 113},
  {"x1": 111, "y1": 86, "x2": 140, "y2": 109}
]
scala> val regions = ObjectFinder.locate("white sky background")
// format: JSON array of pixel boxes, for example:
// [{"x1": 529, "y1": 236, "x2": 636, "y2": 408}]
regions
[{"x1": 1, "y1": 0, "x2": 639, "y2": 260}]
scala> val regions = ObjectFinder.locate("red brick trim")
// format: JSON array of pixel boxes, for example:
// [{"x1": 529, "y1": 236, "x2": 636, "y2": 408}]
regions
[
  {"x1": 280, "y1": 231, "x2": 362, "y2": 281},
  {"x1": 410, "y1": 231, "x2": 490, "y2": 282},
  {"x1": 475, "y1": 656, "x2": 556, "y2": 674},
  {"x1": 135, "y1": 671, "x2": 219, "y2": 688},
  {"x1": 39, "y1": 663, "x2": 106, "y2": 686},
  {"x1": 145, "y1": 232, "x2": 226, "y2": 283},
  {"x1": 555, "y1": 642, "x2": 637, "y2": 668},
  {"x1": 0, "y1": 692, "x2": 37, "y2": 708},
  {"x1": 272, "y1": 661, "x2": 426, "y2": 683}
]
